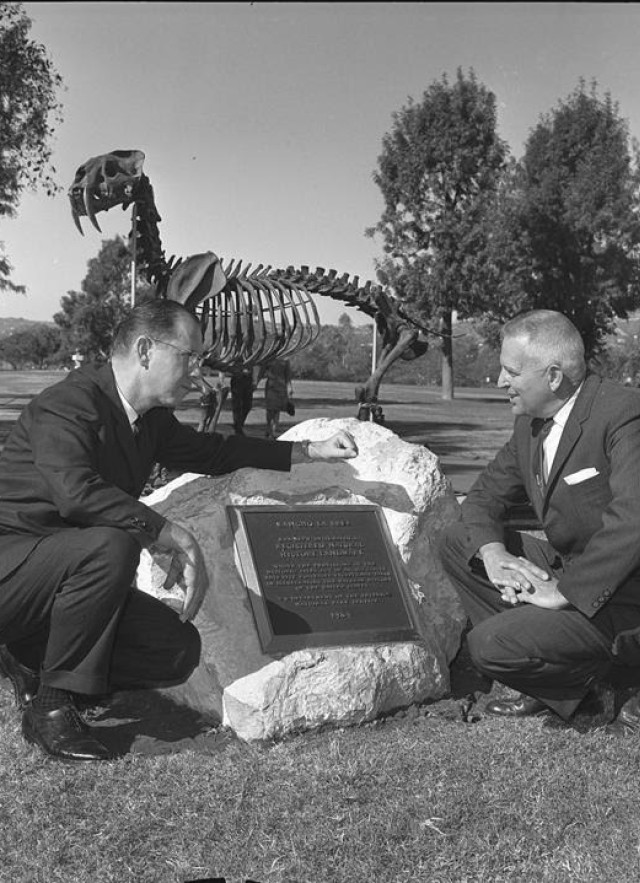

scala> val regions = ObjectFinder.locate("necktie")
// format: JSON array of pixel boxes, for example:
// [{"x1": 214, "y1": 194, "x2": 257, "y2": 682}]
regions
[{"x1": 532, "y1": 417, "x2": 554, "y2": 491}]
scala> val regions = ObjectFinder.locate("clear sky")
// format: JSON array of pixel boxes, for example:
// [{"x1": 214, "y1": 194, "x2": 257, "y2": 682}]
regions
[{"x1": 3, "y1": 2, "x2": 640, "y2": 328}]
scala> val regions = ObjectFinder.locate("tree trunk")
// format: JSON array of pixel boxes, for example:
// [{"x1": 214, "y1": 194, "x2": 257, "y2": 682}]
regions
[{"x1": 440, "y1": 309, "x2": 454, "y2": 400}]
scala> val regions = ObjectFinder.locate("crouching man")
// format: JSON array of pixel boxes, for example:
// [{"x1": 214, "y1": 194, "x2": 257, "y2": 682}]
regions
[
  {"x1": 0, "y1": 300, "x2": 357, "y2": 761},
  {"x1": 439, "y1": 310, "x2": 640, "y2": 730}
]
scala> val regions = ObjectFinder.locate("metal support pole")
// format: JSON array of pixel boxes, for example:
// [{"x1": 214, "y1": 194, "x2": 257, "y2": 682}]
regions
[
  {"x1": 130, "y1": 204, "x2": 137, "y2": 308},
  {"x1": 371, "y1": 321, "x2": 377, "y2": 374},
  {"x1": 370, "y1": 321, "x2": 377, "y2": 422}
]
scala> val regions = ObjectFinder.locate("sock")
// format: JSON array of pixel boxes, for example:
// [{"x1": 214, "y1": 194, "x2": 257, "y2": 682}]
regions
[{"x1": 32, "y1": 684, "x2": 72, "y2": 711}]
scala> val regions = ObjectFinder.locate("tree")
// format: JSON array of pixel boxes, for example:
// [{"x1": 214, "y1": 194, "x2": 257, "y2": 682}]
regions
[
  {"x1": 493, "y1": 81, "x2": 640, "y2": 356},
  {"x1": 0, "y1": 323, "x2": 62, "y2": 368},
  {"x1": 290, "y1": 315, "x2": 372, "y2": 383},
  {"x1": 54, "y1": 237, "x2": 153, "y2": 360},
  {"x1": 0, "y1": 2, "x2": 63, "y2": 292},
  {"x1": 367, "y1": 68, "x2": 508, "y2": 399}
]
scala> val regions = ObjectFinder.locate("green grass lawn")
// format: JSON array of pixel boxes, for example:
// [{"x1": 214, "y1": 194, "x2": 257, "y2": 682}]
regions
[
  {"x1": 2, "y1": 371, "x2": 637, "y2": 883},
  {"x1": 3, "y1": 694, "x2": 640, "y2": 883}
]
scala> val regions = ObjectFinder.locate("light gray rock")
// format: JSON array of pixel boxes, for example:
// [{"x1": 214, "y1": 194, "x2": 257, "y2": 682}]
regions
[{"x1": 136, "y1": 417, "x2": 465, "y2": 741}]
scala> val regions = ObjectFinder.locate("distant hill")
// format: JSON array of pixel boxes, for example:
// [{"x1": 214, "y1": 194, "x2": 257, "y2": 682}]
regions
[{"x1": 0, "y1": 317, "x2": 55, "y2": 338}]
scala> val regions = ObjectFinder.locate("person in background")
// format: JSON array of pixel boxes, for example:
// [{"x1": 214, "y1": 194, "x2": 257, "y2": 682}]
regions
[
  {"x1": 197, "y1": 384, "x2": 218, "y2": 434},
  {"x1": 229, "y1": 366, "x2": 255, "y2": 436},
  {"x1": 256, "y1": 357, "x2": 293, "y2": 439},
  {"x1": 197, "y1": 370, "x2": 228, "y2": 434}
]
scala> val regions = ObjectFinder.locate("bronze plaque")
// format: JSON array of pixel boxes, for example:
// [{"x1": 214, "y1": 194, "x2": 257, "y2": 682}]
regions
[{"x1": 227, "y1": 504, "x2": 421, "y2": 656}]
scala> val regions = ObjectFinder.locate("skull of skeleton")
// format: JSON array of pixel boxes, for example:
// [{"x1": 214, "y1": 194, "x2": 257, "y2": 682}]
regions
[{"x1": 68, "y1": 149, "x2": 146, "y2": 234}]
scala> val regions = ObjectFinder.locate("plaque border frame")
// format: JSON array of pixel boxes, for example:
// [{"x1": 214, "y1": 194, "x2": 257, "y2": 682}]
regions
[{"x1": 227, "y1": 503, "x2": 423, "y2": 656}]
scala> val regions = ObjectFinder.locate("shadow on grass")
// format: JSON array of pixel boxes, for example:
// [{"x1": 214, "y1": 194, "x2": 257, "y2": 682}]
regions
[
  {"x1": 0, "y1": 664, "x2": 234, "y2": 758},
  {"x1": 84, "y1": 689, "x2": 236, "y2": 757},
  {"x1": 82, "y1": 641, "x2": 501, "y2": 756}
]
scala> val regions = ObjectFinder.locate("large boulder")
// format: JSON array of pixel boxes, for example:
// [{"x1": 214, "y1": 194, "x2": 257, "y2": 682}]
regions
[{"x1": 136, "y1": 417, "x2": 465, "y2": 741}]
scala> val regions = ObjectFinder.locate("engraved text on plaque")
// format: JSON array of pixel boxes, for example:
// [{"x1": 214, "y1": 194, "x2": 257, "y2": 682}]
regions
[{"x1": 227, "y1": 505, "x2": 421, "y2": 655}]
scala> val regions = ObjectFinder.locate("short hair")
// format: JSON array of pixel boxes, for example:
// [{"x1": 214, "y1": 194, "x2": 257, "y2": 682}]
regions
[
  {"x1": 112, "y1": 300, "x2": 199, "y2": 355},
  {"x1": 502, "y1": 310, "x2": 586, "y2": 384}
]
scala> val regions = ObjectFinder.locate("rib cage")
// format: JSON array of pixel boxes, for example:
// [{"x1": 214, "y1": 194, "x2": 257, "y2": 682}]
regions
[{"x1": 195, "y1": 259, "x2": 321, "y2": 370}]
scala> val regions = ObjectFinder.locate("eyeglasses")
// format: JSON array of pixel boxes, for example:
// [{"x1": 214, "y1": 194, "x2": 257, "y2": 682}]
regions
[{"x1": 148, "y1": 337, "x2": 206, "y2": 372}]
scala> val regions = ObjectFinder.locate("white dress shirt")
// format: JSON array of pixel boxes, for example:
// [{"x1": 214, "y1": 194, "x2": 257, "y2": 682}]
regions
[
  {"x1": 543, "y1": 383, "x2": 583, "y2": 480},
  {"x1": 115, "y1": 383, "x2": 140, "y2": 432}
]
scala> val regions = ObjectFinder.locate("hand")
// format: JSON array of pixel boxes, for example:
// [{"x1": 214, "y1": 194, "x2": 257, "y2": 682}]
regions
[
  {"x1": 308, "y1": 431, "x2": 358, "y2": 462},
  {"x1": 155, "y1": 519, "x2": 209, "y2": 622},
  {"x1": 513, "y1": 573, "x2": 569, "y2": 610},
  {"x1": 480, "y1": 542, "x2": 550, "y2": 605}
]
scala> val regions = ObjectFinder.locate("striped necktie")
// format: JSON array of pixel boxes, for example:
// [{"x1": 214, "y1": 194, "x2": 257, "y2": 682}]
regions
[{"x1": 532, "y1": 417, "x2": 554, "y2": 491}]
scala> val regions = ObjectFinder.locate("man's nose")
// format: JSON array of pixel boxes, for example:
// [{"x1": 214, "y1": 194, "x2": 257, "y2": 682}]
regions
[{"x1": 497, "y1": 369, "x2": 509, "y2": 388}]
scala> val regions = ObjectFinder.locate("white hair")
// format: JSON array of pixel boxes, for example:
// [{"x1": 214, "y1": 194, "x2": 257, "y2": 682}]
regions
[{"x1": 502, "y1": 310, "x2": 586, "y2": 384}]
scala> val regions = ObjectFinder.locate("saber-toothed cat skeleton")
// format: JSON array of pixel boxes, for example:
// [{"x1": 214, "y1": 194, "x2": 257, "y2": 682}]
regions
[{"x1": 68, "y1": 149, "x2": 435, "y2": 407}]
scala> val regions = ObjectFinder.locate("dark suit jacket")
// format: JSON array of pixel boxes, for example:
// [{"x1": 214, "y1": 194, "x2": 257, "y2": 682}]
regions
[
  {"x1": 0, "y1": 363, "x2": 292, "y2": 582},
  {"x1": 460, "y1": 374, "x2": 640, "y2": 651}
]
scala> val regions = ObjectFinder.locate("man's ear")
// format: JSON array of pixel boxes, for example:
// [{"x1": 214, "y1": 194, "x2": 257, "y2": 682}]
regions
[
  {"x1": 547, "y1": 365, "x2": 563, "y2": 391},
  {"x1": 136, "y1": 336, "x2": 151, "y2": 369}
]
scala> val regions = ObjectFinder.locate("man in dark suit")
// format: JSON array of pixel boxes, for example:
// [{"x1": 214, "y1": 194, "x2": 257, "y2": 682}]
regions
[
  {"x1": 0, "y1": 300, "x2": 357, "y2": 761},
  {"x1": 439, "y1": 309, "x2": 640, "y2": 729}
]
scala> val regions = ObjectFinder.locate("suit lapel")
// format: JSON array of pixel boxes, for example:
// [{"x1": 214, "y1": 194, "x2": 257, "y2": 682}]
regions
[
  {"x1": 544, "y1": 374, "x2": 601, "y2": 493},
  {"x1": 529, "y1": 418, "x2": 550, "y2": 502},
  {"x1": 84, "y1": 363, "x2": 145, "y2": 477}
]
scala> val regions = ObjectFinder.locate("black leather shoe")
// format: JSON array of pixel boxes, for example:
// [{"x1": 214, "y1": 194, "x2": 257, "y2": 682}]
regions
[
  {"x1": 0, "y1": 645, "x2": 39, "y2": 709},
  {"x1": 22, "y1": 703, "x2": 116, "y2": 761},
  {"x1": 485, "y1": 694, "x2": 547, "y2": 718},
  {"x1": 607, "y1": 691, "x2": 640, "y2": 734}
]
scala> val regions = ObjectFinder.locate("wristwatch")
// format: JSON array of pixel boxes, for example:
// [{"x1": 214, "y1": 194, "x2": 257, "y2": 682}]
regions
[{"x1": 300, "y1": 439, "x2": 312, "y2": 460}]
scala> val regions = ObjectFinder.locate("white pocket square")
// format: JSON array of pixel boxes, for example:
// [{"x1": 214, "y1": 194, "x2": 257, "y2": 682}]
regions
[{"x1": 564, "y1": 467, "x2": 600, "y2": 485}]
